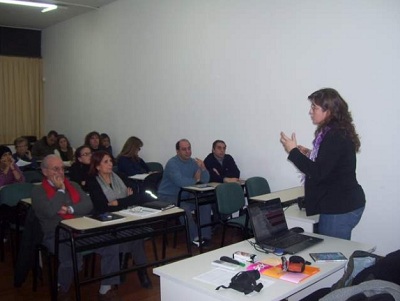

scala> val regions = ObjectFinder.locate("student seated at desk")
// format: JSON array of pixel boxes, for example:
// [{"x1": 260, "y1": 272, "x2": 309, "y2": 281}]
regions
[
  {"x1": 84, "y1": 131, "x2": 103, "y2": 154},
  {"x1": 12, "y1": 137, "x2": 38, "y2": 171},
  {"x1": 0, "y1": 145, "x2": 25, "y2": 187},
  {"x1": 157, "y1": 139, "x2": 212, "y2": 247},
  {"x1": 54, "y1": 134, "x2": 75, "y2": 166},
  {"x1": 100, "y1": 133, "x2": 113, "y2": 157},
  {"x1": 69, "y1": 145, "x2": 92, "y2": 191},
  {"x1": 204, "y1": 140, "x2": 241, "y2": 183},
  {"x1": 87, "y1": 151, "x2": 152, "y2": 289},
  {"x1": 31, "y1": 155, "x2": 120, "y2": 296},
  {"x1": 31, "y1": 130, "x2": 58, "y2": 160},
  {"x1": 117, "y1": 136, "x2": 150, "y2": 176}
]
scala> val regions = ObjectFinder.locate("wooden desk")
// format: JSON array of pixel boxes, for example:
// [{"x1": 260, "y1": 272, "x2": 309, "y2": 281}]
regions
[
  {"x1": 250, "y1": 186, "x2": 319, "y2": 233},
  {"x1": 154, "y1": 234, "x2": 375, "y2": 301},
  {"x1": 54, "y1": 207, "x2": 191, "y2": 301}
]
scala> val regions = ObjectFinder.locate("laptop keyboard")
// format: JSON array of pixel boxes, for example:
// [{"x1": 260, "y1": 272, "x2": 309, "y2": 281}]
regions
[{"x1": 273, "y1": 234, "x2": 308, "y2": 248}]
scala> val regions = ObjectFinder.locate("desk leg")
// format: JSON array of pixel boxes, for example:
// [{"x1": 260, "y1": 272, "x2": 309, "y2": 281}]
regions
[
  {"x1": 194, "y1": 193, "x2": 203, "y2": 253},
  {"x1": 182, "y1": 214, "x2": 191, "y2": 255},
  {"x1": 70, "y1": 235, "x2": 81, "y2": 301},
  {"x1": 53, "y1": 227, "x2": 60, "y2": 301}
]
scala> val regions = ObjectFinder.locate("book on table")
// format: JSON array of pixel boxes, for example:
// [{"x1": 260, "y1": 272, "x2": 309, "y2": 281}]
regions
[
  {"x1": 309, "y1": 252, "x2": 348, "y2": 263},
  {"x1": 120, "y1": 206, "x2": 161, "y2": 217},
  {"x1": 142, "y1": 200, "x2": 175, "y2": 211},
  {"x1": 129, "y1": 173, "x2": 150, "y2": 180},
  {"x1": 262, "y1": 264, "x2": 320, "y2": 283},
  {"x1": 86, "y1": 212, "x2": 126, "y2": 223}
]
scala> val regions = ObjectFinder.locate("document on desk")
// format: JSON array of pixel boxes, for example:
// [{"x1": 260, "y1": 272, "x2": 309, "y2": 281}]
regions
[
  {"x1": 120, "y1": 206, "x2": 161, "y2": 217},
  {"x1": 184, "y1": 184, "x2": 215, "y2": 191},
  {"x1": 194, "y1": 268, "x2": 274, "y2": 289},
  {"x1": 194, "y1": 268, "x2": 237, "y2": 286},
  {"x1": 129, "y1": 173, "x2": 150, "y2": 180}
]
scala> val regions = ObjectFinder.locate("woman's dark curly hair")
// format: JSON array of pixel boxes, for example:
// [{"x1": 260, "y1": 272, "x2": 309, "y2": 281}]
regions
[{"x1": 308, "y1": 88, "x2": 361, "y2": 152}]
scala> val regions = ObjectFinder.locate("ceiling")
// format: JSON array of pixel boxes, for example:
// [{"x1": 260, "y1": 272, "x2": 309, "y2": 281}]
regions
[{"x1": 0, "y1": 0, "x2": 117, "y2": 30}]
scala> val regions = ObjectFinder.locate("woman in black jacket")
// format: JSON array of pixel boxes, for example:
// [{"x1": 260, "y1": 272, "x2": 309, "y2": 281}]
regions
[
  {"x1": 69, "y1": 145, "x2": 92, "y2": 191},
  {"x1": 280, "y1": 88, "x2": 365, "y2": 240},
  {"x1": 87, "y1": 151, "x2": 152, "y2": 288}
]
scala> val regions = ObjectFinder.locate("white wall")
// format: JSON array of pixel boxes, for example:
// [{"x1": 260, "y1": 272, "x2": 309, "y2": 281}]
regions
[{"x1": 42, "y1": 0, "x2": 400, "y2": 255}]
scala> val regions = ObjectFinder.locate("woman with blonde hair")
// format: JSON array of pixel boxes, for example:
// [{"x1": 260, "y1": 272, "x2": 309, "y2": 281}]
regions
[{"x1": 117, "y1": 136, "x2": 149, "y2": 176}]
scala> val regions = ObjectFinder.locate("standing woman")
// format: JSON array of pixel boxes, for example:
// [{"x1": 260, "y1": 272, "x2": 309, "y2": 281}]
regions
[
  {"x1": 280, "y1": 88, "x2": 365, "y2": 240},
  {"x1": 86, "y1": 151, "x2": 152, "y2": 288}
]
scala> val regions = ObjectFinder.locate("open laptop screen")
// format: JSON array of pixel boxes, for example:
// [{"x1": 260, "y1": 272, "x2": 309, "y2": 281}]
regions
[{"x1": 249, "y1": 198, "x2": 288, "y2": 243}]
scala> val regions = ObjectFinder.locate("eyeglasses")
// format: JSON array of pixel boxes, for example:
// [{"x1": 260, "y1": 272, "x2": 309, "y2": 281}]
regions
[
  {"x1": 80, "y1": 152, "x2": 92, "y2": 157},
  {"x1": 47, "y1": 166, "x2": 65, "y2": 173},
  {"x1": 310, "y1": 104, "x2": 322, "y2": 112},
  {"x1": 16, "y1": 144, "x2": 28, "y2": 148}
]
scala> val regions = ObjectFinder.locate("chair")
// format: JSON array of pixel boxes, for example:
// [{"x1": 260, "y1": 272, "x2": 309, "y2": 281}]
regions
[
  {"x1": 0, "y1": 183, "x2": 34, "y2": 262},
  {"x1": 215, "y1": 183, "x2": 250, "y2": 247},
  {"x1": 146, "y1": 162, "x2": 163, "y2": 173},
  {"x1": 245, "y1": 176, "x2": 271, "y2": 202},
  {"x1": 23, "y1": 170, "x2": 43, "y2": 183}
]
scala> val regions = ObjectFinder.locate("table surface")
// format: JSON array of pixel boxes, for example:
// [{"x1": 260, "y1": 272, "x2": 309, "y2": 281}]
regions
[
  {"x1": 154, "y1": 234, "x2": 375, "y2": 301},
  {"x1": 250, "y1": 186, "x2": 304, "y2": 203},
  {"x1": 60, "y1": 206, "x2": 185, "y2": 231}
]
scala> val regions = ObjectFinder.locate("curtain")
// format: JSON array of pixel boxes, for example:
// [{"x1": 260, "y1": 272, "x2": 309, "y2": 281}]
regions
[{"x1": 0, "y1": 55, "x2": 43, "y2": 144}]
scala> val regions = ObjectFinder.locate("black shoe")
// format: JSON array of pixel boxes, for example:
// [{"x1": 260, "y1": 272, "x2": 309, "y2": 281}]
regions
[{"x1": 137, "y1": 269, "x2": 152, "y2": 289}]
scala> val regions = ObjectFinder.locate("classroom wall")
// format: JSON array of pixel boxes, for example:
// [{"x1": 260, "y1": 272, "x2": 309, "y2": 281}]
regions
[{"x1": 42, "y1": 0, "x2": 400, "y2": 255}]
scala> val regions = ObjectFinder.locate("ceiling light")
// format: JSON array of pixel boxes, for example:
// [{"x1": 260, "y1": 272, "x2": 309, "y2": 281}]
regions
[{"x1": 0, "y1": 0, "x2": 57, "y2": 13}]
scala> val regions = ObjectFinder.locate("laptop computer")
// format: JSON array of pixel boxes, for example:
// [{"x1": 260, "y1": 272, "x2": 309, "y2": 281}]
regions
[{"x1": 248, "y1": 198, "x2": 323, "y2": 254}]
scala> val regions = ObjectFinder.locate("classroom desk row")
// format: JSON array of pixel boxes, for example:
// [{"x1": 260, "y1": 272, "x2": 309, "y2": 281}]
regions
[{"x1": 54, "y1": 207, "x2": 191, "y2": 301}]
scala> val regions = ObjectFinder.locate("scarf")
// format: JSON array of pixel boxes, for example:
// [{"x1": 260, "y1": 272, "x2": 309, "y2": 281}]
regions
[
  {"x1": 309, "y1": 126, "x2": 331, "y2": 161},
  {"x1": 96, "y1": 172, "x2": 128, "y2": 203},
  {"x1": 301, "y1": 126, "x2": 331, "y2": 183},
  {"x1": 42, "y1": 178, "x2": 80, "y2": 219}
]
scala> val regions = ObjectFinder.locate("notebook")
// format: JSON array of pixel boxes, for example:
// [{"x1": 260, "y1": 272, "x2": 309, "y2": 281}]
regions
[{"x1": 248, "y1": 198, "x2": 323, "y2": 254}]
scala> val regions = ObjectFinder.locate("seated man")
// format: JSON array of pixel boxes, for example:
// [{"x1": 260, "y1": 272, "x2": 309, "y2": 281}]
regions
[
  {"x1": 31, "y1": 155, "x2": 120, "y2": 296},
  {"x1": 204, "y1": 140, "x2": 241, "y2": 183},
  {"x1": 157, "y1": 139, "x2": 212, "y2": 246},
  {"x1": 31, "y1": 130, "x2": 58, "y2": 160},
  {"x1": 12, "y1": 137, "x2": 38, "y2": 171}
]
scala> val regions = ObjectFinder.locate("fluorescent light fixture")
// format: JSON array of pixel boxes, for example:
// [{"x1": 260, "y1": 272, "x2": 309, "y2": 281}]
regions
[{"x1": 0, "y1": 0, "x2": 57, "y2": 13}]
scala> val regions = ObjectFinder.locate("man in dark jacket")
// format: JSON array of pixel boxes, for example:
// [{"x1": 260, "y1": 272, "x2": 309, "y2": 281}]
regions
[
  {"x1": 31, "y1": 130, "x2": 58, "y2": 160},
  {"x1": 204, "y1": 140, "x2": 240, "y2": 183}
]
